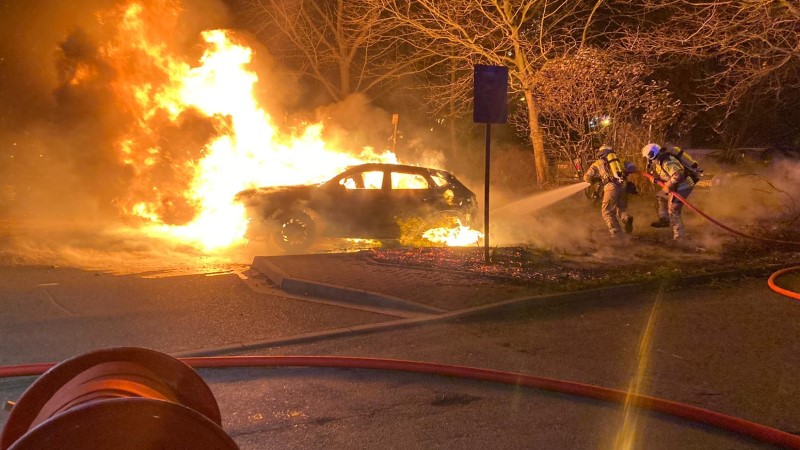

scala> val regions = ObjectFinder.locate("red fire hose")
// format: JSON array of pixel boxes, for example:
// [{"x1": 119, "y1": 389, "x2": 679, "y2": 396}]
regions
[
  {"x1": 638, "y1": 171, "x2": 800, "y2": 302},
  {"x1": 637, "y1": 171, "x2": 800, "y2": 247},
  {"x1": 3, "y1": 177, "x2": 799, "y2": 447},
  {"x1": 768, "y1": 267, "x2": 800, "y2": 301},
  {"x1": 1, "y1": 355, "x2": 799, "y2": 448}
]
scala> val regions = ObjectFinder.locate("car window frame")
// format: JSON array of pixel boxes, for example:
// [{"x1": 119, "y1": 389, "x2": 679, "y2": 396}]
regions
[{"x1": 388, "y1": 170, "x2": 432, "y2": 191}]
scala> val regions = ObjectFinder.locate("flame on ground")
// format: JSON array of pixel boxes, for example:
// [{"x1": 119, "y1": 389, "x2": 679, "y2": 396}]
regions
[{"x1": 423, "y1": 221, "x2": 483, "y2": 247}]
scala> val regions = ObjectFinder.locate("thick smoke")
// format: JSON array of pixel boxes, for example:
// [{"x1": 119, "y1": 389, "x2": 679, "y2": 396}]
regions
[
  {"x1": 0, "y1": 0, "x2": 240, "y2": 268},
  {"x1": 306, "y1": 93, "x2": 446, "y2": 169},
  {"x1": 693, "y1": 157, "x2": 800, "y2": 237},
  {"x1": 0, "y1": 0, "x2": 234, "y2": 223}
]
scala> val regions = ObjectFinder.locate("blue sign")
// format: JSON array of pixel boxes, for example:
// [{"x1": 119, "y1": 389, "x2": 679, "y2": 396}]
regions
[{"x1": 473, "y1": 65, "x2": 508, "y2": 124}]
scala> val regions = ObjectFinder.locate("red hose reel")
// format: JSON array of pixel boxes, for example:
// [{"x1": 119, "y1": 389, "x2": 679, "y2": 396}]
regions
[{"x1": 0, "y1": 347, "x2": 239, "y2": 450}]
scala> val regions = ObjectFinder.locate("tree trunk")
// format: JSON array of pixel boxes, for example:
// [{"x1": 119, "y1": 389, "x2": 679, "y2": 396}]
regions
[
  {"x1": 524, "y1": 90, "x2": 548, "y2": 187},
  {"x1": 338, "y1": 62, "x2": 350, "y2": 100},
  {"x1": 449, "y1": 63, "x2": 458, "y2": 159}
]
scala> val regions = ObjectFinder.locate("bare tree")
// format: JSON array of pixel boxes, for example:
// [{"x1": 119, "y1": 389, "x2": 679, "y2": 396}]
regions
[
  {"x1": 368, "y1": 0, "x2": 646, "y2": 186},
  {"x1": 625, "y1": 0, "x2": 800, "y2": 115},
  {"x1": 242, "y1": 0, "x2": 418, "y2": 102},
  {"x1": 531, "y1": 47, "x2": 683, "y2": 179}
]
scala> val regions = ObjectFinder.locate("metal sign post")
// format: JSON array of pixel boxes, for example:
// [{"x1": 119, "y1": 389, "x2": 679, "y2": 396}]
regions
[{"x1": 473, "y1": 65, "x2": 508, "y2": 264}]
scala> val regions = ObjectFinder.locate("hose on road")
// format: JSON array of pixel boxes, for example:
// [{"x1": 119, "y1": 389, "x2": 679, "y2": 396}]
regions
[
  {"x1": 768, "y1": 266, "x2": 800, "y2": 301},
  {"x1": 3, "y1": 175, "x2": 800, "y2": 448},
  {"x1": 1, "y1": 355, "x2": 799, "y2": 448}
]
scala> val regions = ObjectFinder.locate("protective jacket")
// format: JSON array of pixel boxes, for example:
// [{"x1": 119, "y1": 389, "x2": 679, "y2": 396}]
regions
[
  {"x1": 650, "y1": 153, "x2": 695, "y2": 240},
  {"x1": 583, "y1": 159, "x2": 632, "y2": 236},
  {"x1": 651, "y1": 154, "x2": 695, "y2": 192},
  {"x1": 583, "y1": 159, "x2": 621, "y2": 186}
]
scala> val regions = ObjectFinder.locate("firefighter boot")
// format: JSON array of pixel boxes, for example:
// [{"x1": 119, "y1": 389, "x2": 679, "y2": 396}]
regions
[
  {"x1": 622, "y1": 216, "x2": 634, "y2": 233},
  {"x1": 650, "y1": 217, "x2": 670, "y2": 228}
]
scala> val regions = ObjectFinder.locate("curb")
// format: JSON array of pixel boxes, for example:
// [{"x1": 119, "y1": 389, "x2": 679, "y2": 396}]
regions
[
  {"x1": 251, "y1": 256, "x2": 447, "y2": 315},
  {"x1": 176, "y1": 280, "x2": 654, "y2": 357},
  {"x1": 177, "y1": 263, "x2": 796, "y2": 358}
]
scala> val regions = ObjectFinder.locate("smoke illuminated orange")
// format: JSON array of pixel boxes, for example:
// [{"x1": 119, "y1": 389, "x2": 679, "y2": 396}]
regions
[
  {"x1": 103, "y1": 2, "x2": 397, "y2": 249},
  {"x1": 81, "y1": 1, "x2": 476, "y2": 251}
]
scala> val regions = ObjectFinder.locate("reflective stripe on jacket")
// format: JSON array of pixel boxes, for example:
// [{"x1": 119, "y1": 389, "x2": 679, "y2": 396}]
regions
[
  {"x1": 583, "y1": 159, "x2": 620, "y2": 185},
  {"x1": 653, "y1": 154, "x2": 694, "y2": 191}
]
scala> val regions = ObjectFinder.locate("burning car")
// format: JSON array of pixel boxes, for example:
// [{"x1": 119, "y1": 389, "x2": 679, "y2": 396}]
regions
[{"x1": 235, "y1": 163, "x2": 478, "y2": 251}]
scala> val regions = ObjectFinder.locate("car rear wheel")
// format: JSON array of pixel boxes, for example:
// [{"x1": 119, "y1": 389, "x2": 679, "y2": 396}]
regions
[{"x1": 273, "y1": 210, "x2": 318, "y2": 252}]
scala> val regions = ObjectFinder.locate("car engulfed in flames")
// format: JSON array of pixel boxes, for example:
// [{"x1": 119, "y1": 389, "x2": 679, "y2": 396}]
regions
[
  {"x1": 7, "y1": 0, "x2": 483, "y2": 254},
  {"x1": 235, "y1": 163, "x2": 479, "y2": 251}
]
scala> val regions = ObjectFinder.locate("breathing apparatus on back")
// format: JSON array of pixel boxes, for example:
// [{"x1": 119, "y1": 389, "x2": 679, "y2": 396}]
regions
[
  {"x1": 664, "y1": 145, "x2": 703, "y2": 182},
  {"x1": 597, "y1": 145, "x2": 625, "y2": 184},
  {"x1": 641, "y1": 143, "x2": 703, "y2": 182}
]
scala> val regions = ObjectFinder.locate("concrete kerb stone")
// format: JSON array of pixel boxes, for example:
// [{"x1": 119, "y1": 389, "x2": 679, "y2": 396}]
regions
[
  {"x1": 251, "y1": 256, "x2": 446, "y2": 315},
  {"x1": 176, "y1": 263, "x2": 792, "y2": 358},
  {"x1": 176, "y1": 280, "x2": 655, "y2": 357}
]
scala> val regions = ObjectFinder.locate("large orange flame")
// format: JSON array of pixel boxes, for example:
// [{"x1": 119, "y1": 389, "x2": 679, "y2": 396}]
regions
[
  {"x1": 71, "y1": 1, "x2": 479, "y2": 252},
  {"x1": 101, "y1": 2, "x2": 396, "y2": 249}
]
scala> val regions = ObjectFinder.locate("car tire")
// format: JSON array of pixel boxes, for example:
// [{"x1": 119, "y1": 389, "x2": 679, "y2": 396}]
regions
[{"x1": 273, "y1": 210, "x2": 318, "y2": 252}]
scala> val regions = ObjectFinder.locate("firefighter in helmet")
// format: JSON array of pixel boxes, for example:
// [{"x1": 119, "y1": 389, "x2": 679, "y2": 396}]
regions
[
  {"x1": 583, "y1": 145, "x2": 634, "y2": 237},
  {"x1": 641, "y1": 143, "x2": 695, "y2": 240}
]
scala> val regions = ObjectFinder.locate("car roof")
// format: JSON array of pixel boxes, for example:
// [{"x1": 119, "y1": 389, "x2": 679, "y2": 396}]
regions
[{"x1": 344, "y1": 163, "x2": 450, "y2": 175}]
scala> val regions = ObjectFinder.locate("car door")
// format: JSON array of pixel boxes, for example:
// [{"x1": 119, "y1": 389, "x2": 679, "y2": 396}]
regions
[
  {"x1": 386, "y1": 169, "x2": 439, "y2": 225},
  {"x1": 325, "y1": 169, "x2": 392, "y2": 238}
]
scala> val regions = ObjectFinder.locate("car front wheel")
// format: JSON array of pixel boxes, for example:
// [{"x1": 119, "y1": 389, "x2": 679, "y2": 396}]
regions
[{"x1": 273, "y1": 210, "x2": 318, "y2": 252}]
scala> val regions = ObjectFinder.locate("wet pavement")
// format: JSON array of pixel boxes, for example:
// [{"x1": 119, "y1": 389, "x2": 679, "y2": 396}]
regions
[{"x1": 1, "y1": 248, "x2": 799, "y2": 449}]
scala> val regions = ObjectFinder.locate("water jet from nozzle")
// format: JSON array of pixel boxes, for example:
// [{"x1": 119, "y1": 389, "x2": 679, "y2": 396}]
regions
[{"x1": 492, "y1": 182, "x2": 590, "y2": 217}]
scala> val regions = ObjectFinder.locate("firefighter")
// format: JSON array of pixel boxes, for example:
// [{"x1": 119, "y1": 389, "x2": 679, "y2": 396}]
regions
[
  {"x1": 583, "y1": 145, "x2": 633, "y2": 237},
  {"x1": 641, "y1": 143, "x2": 695, "y2": 240}
]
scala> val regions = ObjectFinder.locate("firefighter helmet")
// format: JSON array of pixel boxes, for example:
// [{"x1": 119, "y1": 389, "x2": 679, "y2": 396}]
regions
[
  {"x1": 596, "y1": 145, "x2": 613, "y2": 159},
  {"x1": 641, "y1": 143, "x2": 661, "y2": 160}
]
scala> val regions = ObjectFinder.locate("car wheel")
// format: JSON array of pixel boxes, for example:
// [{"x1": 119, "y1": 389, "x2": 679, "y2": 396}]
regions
[{"x1": 273, "y1": 210, "x2": 318, "y2": 252}]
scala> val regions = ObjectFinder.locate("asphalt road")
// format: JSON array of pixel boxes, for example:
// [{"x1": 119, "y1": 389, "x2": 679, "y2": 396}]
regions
[
  {"x1": 0, "y1": 265, "x2": 392, "y2": 365},
  {"x1": 0, "y1": 260, "x2": 798, "y2": 449},
  {"x1": 202, "y1": 276, "x2": 799, "y2": 450}
]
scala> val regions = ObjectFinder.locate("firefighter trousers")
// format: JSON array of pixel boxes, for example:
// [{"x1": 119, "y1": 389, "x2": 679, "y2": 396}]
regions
[
  {"x1": 656, "y1": 185, "x2": 694, "y2": 239},
  {"x1": 601, "y1": 182, "x2": 630, "y2": 236}
]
